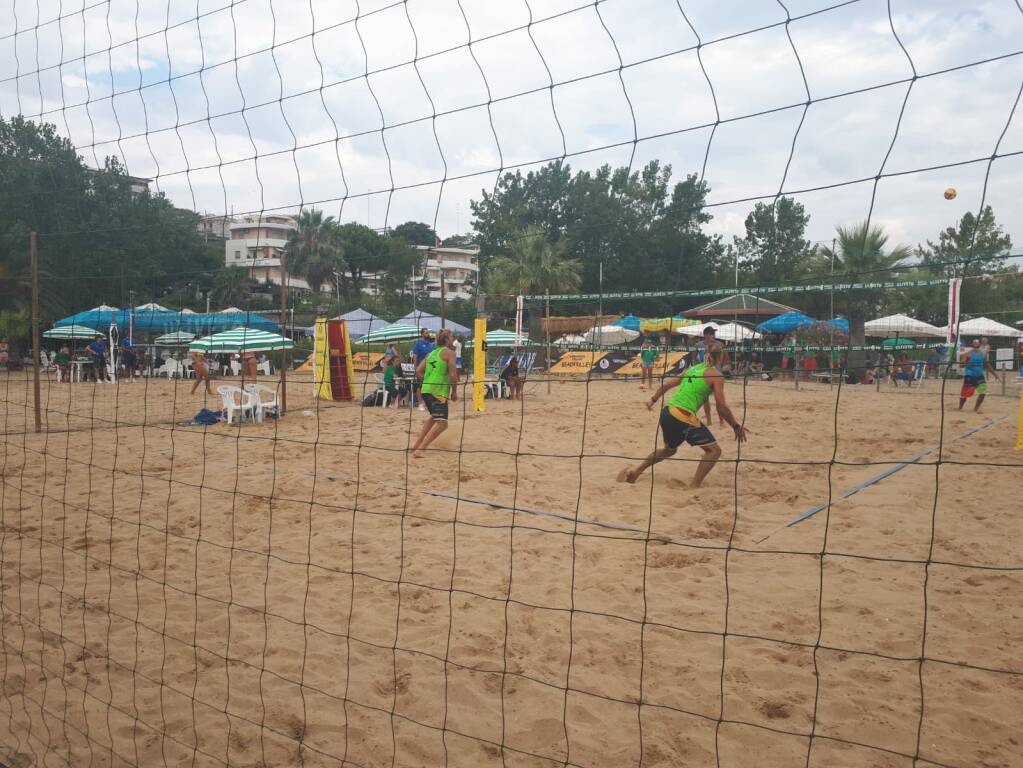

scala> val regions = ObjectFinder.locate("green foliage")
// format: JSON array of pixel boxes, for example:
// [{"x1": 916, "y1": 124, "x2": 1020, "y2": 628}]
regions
[
  {"x1": 287, "y1": 209, "x2": 343, "y2": 293},
  {"x1": 389, "y1": 221, "x2": 436, "y2": 246},
  {"x1": 212, "y1": 266, "x2": 257, "y2": 308},
  {"x1": 731, "y1": 197, "x2": 815, "y2": 286},
  {"x1": 441, "y1": 233, "x2": 476, "y2": 248},
  {"x1": 0, "y1": 116, "x2": 220, "y2": 320},
  {"x1": 470, "y1": 160, "x2": 725, "y2": 312},
  {"x1": 487, "y1": 227, "x2": 582, "y2": 296}
]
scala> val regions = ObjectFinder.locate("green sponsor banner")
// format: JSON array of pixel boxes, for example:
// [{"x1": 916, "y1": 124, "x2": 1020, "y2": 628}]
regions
[{"x1": 526, "y1": 278, "x2": 949, "y2": 302}]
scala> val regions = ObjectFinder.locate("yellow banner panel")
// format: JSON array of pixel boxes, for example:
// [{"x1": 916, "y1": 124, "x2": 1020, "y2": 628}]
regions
[
  {"x1": 613, "y1": 351, "x2": 686, "y2": 376},
  {"x1": 549, "y1": 351, "x2": 606, "y2": 374}
]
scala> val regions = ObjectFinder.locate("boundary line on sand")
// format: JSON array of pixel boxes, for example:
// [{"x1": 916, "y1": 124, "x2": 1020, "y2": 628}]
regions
[{"x1": 753, "y1": 415, "x2": 1007, "y2": 545}]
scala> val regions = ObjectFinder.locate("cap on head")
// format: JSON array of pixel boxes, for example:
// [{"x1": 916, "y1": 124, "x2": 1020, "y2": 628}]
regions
[{"x1": 703, "y1": 326, "x2": 716, "y2": 336}]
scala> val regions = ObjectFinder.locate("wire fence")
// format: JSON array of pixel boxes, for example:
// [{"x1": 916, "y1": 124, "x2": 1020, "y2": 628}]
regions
[{"x1": 2, "y1": 1, "x2": 1023, "y2": 767}]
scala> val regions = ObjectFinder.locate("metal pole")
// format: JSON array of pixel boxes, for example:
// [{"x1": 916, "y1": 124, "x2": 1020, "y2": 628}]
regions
[
  {"x1": 280, "y1": 258, "x2": 288, "y2": 415},
  {"x1": 30, "y1": 232, "x2": 41, "y2": 433},
  {"x1": 440, "y1": 261, "x2": 446, "y2": 328},
  {"x1": 598, "y1": 260, "x2": 603, "y2": 345},
  {"x1": 545, "y1": 289, "x2": 551, "y2": 395},
  {"x1": 829, "y1": 238, "x2": 836, "y2": 388}
]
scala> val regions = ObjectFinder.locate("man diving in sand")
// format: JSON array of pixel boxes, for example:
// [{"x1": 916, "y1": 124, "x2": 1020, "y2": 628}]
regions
[{"x1": 617, "y1": 342, "x2": 749, "y2": 488}]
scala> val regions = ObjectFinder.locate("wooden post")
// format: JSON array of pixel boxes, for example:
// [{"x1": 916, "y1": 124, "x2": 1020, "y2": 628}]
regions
[
  {"x1": 545, "y1": 290, "x2": 551, "y2": 395},
  {"x1": 31, "y1": 232, "x2": 41, "y2": 433},
  {"x1": 280, "y1": 258, "x2": 288, "y2": 415}
]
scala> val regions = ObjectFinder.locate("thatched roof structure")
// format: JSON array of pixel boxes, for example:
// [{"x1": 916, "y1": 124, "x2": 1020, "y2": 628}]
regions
[{"x1": 541, "y1": 315, "x2": 620, "y2": 335}]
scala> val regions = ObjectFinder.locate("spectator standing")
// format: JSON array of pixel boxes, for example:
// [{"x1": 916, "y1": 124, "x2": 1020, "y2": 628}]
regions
[{"x1": 410, "y1": 329, "x2": 435, "y2": 410}]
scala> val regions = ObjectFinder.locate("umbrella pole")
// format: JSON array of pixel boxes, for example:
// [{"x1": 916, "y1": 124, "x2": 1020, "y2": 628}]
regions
[{"x1": 31, "y1": 232, "x2": 41, "y2": 433}]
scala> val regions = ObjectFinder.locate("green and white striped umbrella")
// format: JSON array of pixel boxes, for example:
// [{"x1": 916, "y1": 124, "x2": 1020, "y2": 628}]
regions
[
  {"x1": 189, "y1": 328, "x2": 293, "y2": 353},
  {"x1": 153, "y1": 330, "x2": 196, "y2": 346},
  {"x1": 466, "y1": 329, "x2": 530, "y2": 348},
  {"x1": 356, "y1": 324, "x2": 422, "y2": 344},
  {"x1": 43, "y1": 325, "x2": 104, "y2": 339}
]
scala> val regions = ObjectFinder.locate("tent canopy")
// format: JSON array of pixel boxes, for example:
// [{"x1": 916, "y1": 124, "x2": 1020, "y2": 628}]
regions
[
  {"x1": 685, "y1": 293, "x2": 796, "y2": 318},
  {"x1": 335, "y1": 308, "x2": 389, "y2": 340},
  {"x1": 865, "y1": 314, "x2": 944, "y2": 338},
  {"x1": 947, "y1": 316, "x2": 1023, "y2": 339},
  {"x1": 397, "y1": 310, "x2": 471, "y2": 336},
  {"x1": 190, "y1": 328, "x2": 293, "y2": 353},
  {"x1": 53, "y1": 308, "x2": 279, "y2": 335},
  {"x1": 757, "y1": 311, "x2": 817, "y2": 333}
]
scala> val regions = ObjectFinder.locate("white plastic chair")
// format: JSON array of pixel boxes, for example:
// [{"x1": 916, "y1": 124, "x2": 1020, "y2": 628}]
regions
[
  {"x1": 217, "y1": 386, "x2": 258, "y2": 424},
  {"x1": 257, "y1": 359, "x2": 271, "y2": 376},
  {"x1": 371, "y1": 373, "x2": 390, "y2": 407},
  {"x1": 243, "y1": 383, "x2": 280, "y2": 420},
  {"x1": 230, "y1": 360, "x2": 241, "y2": 377},
  {"x1": 160, "y1": 359, "x2": 181, "y2": 378},
  {"x1": 180, "y1": 359, "x2": 195, "y2": 379}
]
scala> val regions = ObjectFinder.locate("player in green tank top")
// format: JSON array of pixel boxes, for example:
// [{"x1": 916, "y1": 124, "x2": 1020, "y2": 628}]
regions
[
  {"x1": 639, "y1": 339, "x2": 657, "y2": 390},
  {"x1": 412, "y1": 328, "x2": 459, "y2": 458},
  {"x1": 617, "y1": 342, "x2": 750, "y2": 488}
]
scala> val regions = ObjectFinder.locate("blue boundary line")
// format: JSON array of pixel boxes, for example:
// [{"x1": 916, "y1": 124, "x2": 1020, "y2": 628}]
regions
[{"x1": 754, "y1": 415, "x2": 1008, "y2": 544}]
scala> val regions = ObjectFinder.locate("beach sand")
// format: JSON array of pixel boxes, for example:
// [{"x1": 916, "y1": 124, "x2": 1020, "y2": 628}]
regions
[{"x1": 0, "y1": 371, "x2": 1021, "y2": 767}]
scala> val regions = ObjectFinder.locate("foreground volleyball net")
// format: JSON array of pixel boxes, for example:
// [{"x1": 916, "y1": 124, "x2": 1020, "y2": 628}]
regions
[{"x1": 2, "y1": 0, "x2": 1023, "y2": 766}]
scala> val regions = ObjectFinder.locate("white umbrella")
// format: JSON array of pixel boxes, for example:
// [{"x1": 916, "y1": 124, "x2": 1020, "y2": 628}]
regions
[
  {"x1": 180, "y1": 308, "x2": 197, "y2": 315},
  {"x1": 89, "y1": 304, "x2": 118, "y2": 312},
  {"x1": 134, "y1": 302, "x2": 170, "y2": 312},
  {"x1": 673, "y1": 321, "x2": 717, "y2": 336},
  {"x1": 865, "y1": 314, "x2": 944, "y2": 338},
  {"x1": 555, "y1": 334, "x2": 587, "y2": 345},
  {"x1": 218, "y1": 307, "x2": 245, "y2": 314},
  {"x1": 153, "y1": 331, "x2": 196, "y2": 346},
  {"x1": 583, "y1": 325, "x2": 640, "y2": 345},
  {"x1": 43, "y1": 325, "x2": 104, "y2": 339},
  {"x1": 713, "y1": 322, "x2": 761, "y2": 342},
  {"x1": 945, "y1": 316, "x2": 1023, "y2": 339}
]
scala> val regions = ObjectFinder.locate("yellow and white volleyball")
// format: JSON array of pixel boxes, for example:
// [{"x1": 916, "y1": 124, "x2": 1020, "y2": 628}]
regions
[{"x1": 943, "y1": 187, "x2": 957, "y2": 200}]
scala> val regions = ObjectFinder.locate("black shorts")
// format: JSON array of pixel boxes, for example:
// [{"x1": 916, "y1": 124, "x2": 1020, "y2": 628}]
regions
[
  {"x1": 659, "y1": 407, "x2": 715, "y2": 449},
  {"x1": 421, "y1": 393, "x2": 448, "y2": 421}
]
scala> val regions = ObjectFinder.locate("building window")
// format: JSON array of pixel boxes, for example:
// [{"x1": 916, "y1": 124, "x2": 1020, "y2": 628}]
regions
[{"x1": 234, "y1": 250, "x2": 241, "y2": 260}]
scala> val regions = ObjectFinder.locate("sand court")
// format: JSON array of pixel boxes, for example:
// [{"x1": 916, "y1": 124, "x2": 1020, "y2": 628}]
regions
[{"x1": 1, "y1": 371, "x2": 1021, "y2": 767}]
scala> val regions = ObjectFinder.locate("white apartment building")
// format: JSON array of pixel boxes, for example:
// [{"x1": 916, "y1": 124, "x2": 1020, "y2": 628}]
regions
[
  {"x1": 224, "y1": 214, "x2": 311, "y2": 289},
  {"x1": 362, "y1": 245, "x2": 479, "y2": 301}
]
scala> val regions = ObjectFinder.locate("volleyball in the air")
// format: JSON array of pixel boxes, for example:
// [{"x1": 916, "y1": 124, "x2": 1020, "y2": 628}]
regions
[{"x1": 944, "y1": 187, "x2": 957, "y2": 200}]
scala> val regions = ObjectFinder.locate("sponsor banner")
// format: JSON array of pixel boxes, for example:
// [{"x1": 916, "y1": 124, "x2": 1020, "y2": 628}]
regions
[
  {"x1": 613, "y1": 351, "x2": 687, "y2": 376},
  {"x1": 528, "y1": 277, "x2": 950, "y2": 302},
  {"x1": 592, "y1": 351, "x2": 634, "y2": 374},
  {"x1": 352, "y1": 352, "x2": 384, "y2": 372},
  {"x1": 549, "y1": 351, "x2": 607, "y2": 374}
]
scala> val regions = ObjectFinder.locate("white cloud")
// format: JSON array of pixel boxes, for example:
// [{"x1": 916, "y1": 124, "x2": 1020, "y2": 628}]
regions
[{"x1": 0, "y1": 0, "x2": 1020, "y2": 253}]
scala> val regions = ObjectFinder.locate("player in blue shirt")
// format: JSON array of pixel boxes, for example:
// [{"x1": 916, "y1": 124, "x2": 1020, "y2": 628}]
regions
[
  {"x1": 410, "y1": 329, "x2": 434, "y2": 409},
  {"x1": 87, "y1": 335, "x2": 108, "y2": 382}
]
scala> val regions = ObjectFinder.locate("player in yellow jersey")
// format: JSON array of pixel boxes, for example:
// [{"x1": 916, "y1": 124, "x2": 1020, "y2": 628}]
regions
[
  {"x1": 412, "y1": 328, "x2": 458, "y2": 458},
  {"x1": 617, "y1": 343, "x2": 749, "y2": 488}
]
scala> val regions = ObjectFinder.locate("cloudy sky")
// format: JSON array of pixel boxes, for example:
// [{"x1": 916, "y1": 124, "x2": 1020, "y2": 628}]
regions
[{"x1": 1, "y1": 0, "x2": 1021, "y2": 251}]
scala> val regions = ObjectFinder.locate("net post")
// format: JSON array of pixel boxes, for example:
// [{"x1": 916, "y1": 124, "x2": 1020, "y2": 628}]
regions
[
  {"x1": 280, "y1": 255, "x2": 288, "y2": 415},
  {"x1": 1016, "y1": 386, "x2": 1023, "y2": 450},
  {"x1": 30, "y1": 231, "x2": 41, "y2": 434},
  {"x1": 545, "y1": 290, "x2": 551, "y2": 395},
  {"x1": 473, "y1": 318, "x2": 486, "y2": 412}
]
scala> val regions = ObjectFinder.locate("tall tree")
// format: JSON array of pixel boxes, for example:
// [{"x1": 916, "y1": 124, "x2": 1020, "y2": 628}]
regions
[
  {"x1": 335, "y1": 222, "x2": 388, "y2": 291},
  {"x1": 286, "y1": 209, "x2": 343, "y2": 292},
  {"x1": 212, "y1": 266, "x2": 256, "y2": 308},
  {"x1": 441, "y1": 233, "x2": 476, "y2": 248},
  {"x1": 821, "y1": 222, "x2": 911, "y2": 379},
  {"x1": 486, "y1": 227, "x2": 582, "y2": 296},
  {"x1": 390, "y1": 221, "x2": 437, "y2": 247},
  {"x1": 731, "y1": 196, "x2": 814, "y2": 286},
  {"x1": 918, "y1": 206, "x2": 1012, "y2": 278}
]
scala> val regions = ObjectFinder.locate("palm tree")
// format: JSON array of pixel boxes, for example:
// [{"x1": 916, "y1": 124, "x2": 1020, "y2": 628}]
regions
[
  {"x1": 822, "y1": 222, "x2": 911, "y2": 379},
  {"x1": 286, "y1": 209, "x2": 343, "y2": 293},
  {"x1": 487, "y1": 227, "x2": 582, "y2": 296},
  {"x1": 212, "y1": 266, "x2": 255, "y2": 308}
]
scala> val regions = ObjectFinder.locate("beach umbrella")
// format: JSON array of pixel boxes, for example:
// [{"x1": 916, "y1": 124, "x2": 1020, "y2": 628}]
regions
[
  {"x1": 218, "y1": 307, "x2": 245, "y2": 314},
  {"x1": 583, "y1": 325, "x2": 640, "y2": 345},
  {"x1": 610, "y1": 315, "x2": 642, "y2": 332},
  {"x1": 334, "y1": 308, "x2": 390, "y2": 340},
  {"x1": 865, "y1": 314, "x2": 943, "y2": 338},
  {"x1": 757, "y1": 311, "x2": 817, "y2": 333},
  {"x1": 466, "y1": 329, "x2": 530, "y2": 348},
  {"x1": 713, "y1": 322, "x2": 761, "y2": 342},
  {"x1": 881, "y1": 338, "x2": 916, "y2": 349},
  {"x1": 356, "y1": 324, "x2": 423, "y2": 344},
  {"x1": 153, "y1": 331, "x2": 196, "y2": 346},
  {"x1": 189, "y1": 328, "x2": 293, "y2": 353},
  {"x1": 945, "y1": 316, "x2": 1023, "y2": 338},
  {"x1": 43, "y1": 325, "x2": 104, "y2": 339},
  {"x1": 134, "y1": 302, "x2": 170, "y2": 312}
]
